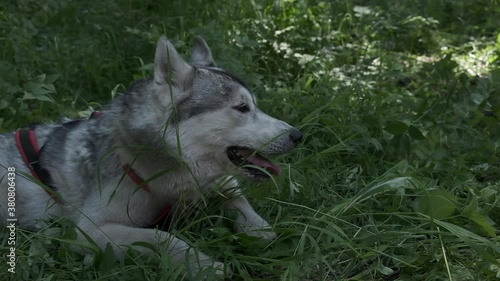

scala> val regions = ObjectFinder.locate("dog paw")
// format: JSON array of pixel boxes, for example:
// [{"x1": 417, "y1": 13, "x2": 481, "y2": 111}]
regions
[
  {"x1": 235, "y1": 215, "x2": 277, "y2": 241},
  {"x1": 247, "y1": 228, "x2": 277, "y2": 241},
  {"x1": 208, "y1": 261, "x2": 226, "y2": 277},
  {"x1": 188, "y1": 251, "x2": 229, "y2": 279}
]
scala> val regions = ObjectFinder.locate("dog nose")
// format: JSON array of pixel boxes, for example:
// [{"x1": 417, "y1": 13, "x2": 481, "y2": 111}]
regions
[{"x1": 289, "y1": 128, "x2": 303, "y2": 144}]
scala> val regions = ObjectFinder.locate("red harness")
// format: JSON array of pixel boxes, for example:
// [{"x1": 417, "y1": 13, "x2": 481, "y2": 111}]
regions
[
  {"x1": 15, "y1": 130, "x2": 41, "y2": 179},
  {"x1": 15, "y1": 113, "x2": 171, "y2": 227}
]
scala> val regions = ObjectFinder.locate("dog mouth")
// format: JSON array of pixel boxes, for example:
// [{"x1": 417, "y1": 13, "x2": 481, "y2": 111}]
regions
[{"x1": 226, "y1": 146, "x2": 281, "y2": 179}]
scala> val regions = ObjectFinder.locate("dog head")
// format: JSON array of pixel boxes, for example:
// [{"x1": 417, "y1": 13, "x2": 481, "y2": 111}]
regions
[{"x1": 152, "y1": 36, "x2": 302, "y2": 180}]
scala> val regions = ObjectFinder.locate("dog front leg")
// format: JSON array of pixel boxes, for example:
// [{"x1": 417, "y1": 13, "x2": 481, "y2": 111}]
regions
[
  {"x1": 78, "y1": 223, "x2": 224, "y2": 276},
  {"x1": 225, "y1": 196, "x2": 277, "y2": 240}
]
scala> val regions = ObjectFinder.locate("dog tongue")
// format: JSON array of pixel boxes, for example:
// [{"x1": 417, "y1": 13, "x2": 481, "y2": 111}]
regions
[{"x1": 246, "y1": 154, "x2": 281, "y2": 175}]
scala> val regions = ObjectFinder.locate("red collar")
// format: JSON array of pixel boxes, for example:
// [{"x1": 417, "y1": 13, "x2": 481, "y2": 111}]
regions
[
  {"x1": 122, "y1": 163, "x2": 172, "y2": 227},
  {"x1": 123, "y1": 164, "x2": 151, "y2": 192},
  {"x1": 100, "y1": 106, "x2": 172, "y2": 226}
]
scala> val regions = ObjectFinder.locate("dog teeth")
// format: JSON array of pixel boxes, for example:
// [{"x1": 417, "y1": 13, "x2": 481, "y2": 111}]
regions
[{"x1": 229, "y1": 147, "x2": 256, "y2": 163}]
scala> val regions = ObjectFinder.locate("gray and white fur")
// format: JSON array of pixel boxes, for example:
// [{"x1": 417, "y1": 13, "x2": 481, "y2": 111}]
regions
[{"x1": 0, "y1": 36, "x2": 302, "y2": 277}]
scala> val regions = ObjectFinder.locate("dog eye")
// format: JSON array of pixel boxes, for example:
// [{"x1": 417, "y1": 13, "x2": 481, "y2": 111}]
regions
[{"x1": 234, "y1": 104, "x2": 250, "y2": 113}]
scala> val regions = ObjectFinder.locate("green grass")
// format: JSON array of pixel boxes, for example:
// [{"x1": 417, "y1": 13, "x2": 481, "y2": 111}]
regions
[{"x1": 1, "y1": 0, "x2": 500, "y2": 280}]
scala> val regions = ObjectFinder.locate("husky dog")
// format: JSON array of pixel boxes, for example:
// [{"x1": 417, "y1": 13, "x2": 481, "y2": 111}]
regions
[{"x1": 0, "y1": 36, "x2": 302, "y2": 276}]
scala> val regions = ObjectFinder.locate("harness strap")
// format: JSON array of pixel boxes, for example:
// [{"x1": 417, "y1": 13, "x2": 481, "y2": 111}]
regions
[
  {"x1": 15, "y1": 130, "x2": 42, "y2": 180},
  {"x1": 15, "y1": 130, "x2": 57, "y2": 200},
  {"x1": 14, "y1": 112, "x2": 171, "y2": 227}
]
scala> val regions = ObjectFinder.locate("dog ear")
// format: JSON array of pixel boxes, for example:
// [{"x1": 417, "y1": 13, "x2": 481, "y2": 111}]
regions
[
  {"x1": 154, "y1": 37, "x2": 193, "y2": 86},
  {"x1": 190, "y1": 36, "x2": 216, "y2": 67}
]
